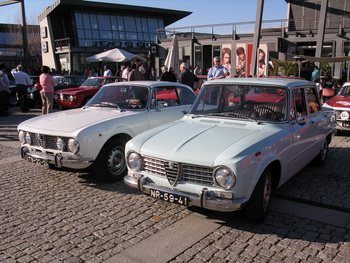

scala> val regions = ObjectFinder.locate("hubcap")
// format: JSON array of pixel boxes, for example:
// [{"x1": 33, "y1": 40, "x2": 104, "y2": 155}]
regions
[{"x1": 107, "y1": 146, "x2": 125, "y2": 176}]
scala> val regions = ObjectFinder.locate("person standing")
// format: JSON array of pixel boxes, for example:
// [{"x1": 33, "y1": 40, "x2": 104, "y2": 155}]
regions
[
  {"x1": 11, "y1": 64, "x2": 31, "y2": 112},
  {"x1": 39, "y1": 65, "x2": 55, "y2": 115},
  {"x1": 135, "y1": 58, "x2": 146, "y2": 78},
  {"x1": 311, "y1": 66, "x2": 320, "y2": 82},
  {"x1": 179, "y1": 62, "x2": 199, "y2": 90},
  {"x1": 207, "y1": 56, "x2": 230, "y2": 80},
  {"x1": 160, "y1": 66, "x2": 177, "y2": 82},
  {"x1": 0, "y1": 63, "x2": 11, "y2": 117},
  {"x1": 128, "y1": 64, "x2": 144, "y2": 81},
  {"x1": 103, "y1": 65, "x2": 112, "y2": 76},
  {"x1": 122, "y1": 65, "x2": 131, "y2": 81}
]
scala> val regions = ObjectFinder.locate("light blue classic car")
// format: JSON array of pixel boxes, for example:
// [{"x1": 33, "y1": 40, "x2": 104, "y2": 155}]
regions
[{"x1": 124, "y1": 78, "x2": 336, "y2": 222}]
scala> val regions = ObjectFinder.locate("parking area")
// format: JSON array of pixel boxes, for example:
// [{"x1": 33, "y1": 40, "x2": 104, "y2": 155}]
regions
[{"x1": 1, "y1": 107, "x2": 350, "y2": 263}]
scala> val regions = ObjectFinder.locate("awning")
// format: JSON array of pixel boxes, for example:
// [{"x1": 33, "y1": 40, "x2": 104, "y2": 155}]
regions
[{"x1": 288, "y1": 54, "x2": 350, "y2": 63}]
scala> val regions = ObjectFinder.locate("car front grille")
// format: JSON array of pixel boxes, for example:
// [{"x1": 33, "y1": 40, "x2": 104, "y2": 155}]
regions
[
  {"x1": 27, "y1": 132, "x2": 70, "y2": 151},
  {"x1": 143, "y1": 156, "x2": 214, "y2": 186}
]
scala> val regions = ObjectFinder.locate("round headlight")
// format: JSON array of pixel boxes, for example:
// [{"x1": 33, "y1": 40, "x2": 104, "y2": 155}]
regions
[
  {"x1": 340, "y1": 111, "x2": 349, "y2": 120},
  {"x1": 54, "y1": 94, "x2": 58, "y2": 100},
  {"x1": 30, "y1": 93, "x2": 34, "y2": 99},
  {"x1": 69, "y1": 95, "x2": 75, "y2": 101},
  {"x1": 60, "y1": 94, "x2": 64, "y2": 100},
  {"x1": 127, "y1": 152, "x2": 143, "y2": 171},
  {"x1": 56, "y1": 137, "x2": 65, "y2": 151},
  {"x1": 214, "y1": 167, "x2": 236, "y2": 190},
  {"x1": 18, "y1": 130, "x2": 25, "y2": 143},
  {"x1": 25, "y1": 132, "x2": 31, "y2": 145},
  {"x1": 68, "y1": 138, "x2": 80, "y2": 153}
]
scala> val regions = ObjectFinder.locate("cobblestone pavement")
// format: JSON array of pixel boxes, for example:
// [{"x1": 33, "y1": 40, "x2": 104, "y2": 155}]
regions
[{"x1": 1, "y1": 107, "x2": 350, "y2": 263}]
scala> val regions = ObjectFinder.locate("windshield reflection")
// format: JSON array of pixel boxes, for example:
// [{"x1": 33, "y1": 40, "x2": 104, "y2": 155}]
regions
[
  {"x1": 86, "y1": 85, "x2": 149, "y2": 110},
  {"x1": 190, "y1": 85, "x2": 288, "y2": 122}
]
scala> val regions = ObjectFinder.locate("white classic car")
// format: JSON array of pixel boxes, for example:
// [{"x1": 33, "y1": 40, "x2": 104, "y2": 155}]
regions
[
  {"x1": 124, "y1": 78, "x2": 336, "y2": 222},
  {"x1": 323, "y1": 81, "x2": 350, "y2": 133},
  {"x1": 18, "y1": 81, "x2": 197, "y2": 182}
]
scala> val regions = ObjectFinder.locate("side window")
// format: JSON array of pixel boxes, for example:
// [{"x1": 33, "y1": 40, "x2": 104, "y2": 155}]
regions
[
  {"x1": 155, "y1": 86, "x2": 180, "y2": 107},
  {"x1": 291, "y1": 88, "x2": 307, "y2": 119},
  {"x1": 306, "y1": 87, "x2": 321, "y2": 114},
  {"x1": 177, "y1": 87, "x2": 196, "y2": 105}
]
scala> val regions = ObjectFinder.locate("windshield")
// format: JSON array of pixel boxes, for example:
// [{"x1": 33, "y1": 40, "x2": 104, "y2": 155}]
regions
[
  {"x1": 338, "y1": 85, "x2": 350, "y2": 97},
  {"x1": 190, "y1": 84, "x2": 288, "y2": 122},
  {"x1": 81, "y1": 78, "x2": 104, "y2": 87},
  {"x1": 86, "y1": 85, "x2": 149, "y2": 110}
]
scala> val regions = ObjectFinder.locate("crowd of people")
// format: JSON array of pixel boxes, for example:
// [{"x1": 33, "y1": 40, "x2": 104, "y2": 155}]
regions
[{"x1": 1, "y1": 53, "x2": 345, "y2": 118}]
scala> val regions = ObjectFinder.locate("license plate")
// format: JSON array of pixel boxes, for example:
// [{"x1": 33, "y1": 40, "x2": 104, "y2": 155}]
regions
[
  {"x1": 342, "y1": 122, "x2": 350, "y2": 128},
  {"x1": 150, "y1": 189, "x2": 188, "y2": 206},
  {"x1": 27, "y1": 155, "x2": 49, "y2": 166}
]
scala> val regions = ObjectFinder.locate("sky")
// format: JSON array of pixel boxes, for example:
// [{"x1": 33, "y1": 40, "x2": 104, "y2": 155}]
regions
[{"x1": 0, "y1": 0, "x2": 288, "y2": 27}]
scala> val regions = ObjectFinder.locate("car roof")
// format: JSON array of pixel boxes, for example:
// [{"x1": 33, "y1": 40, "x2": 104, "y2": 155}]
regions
[
  {"x1": 206, "y1": 77, "x2": 314, "y2": 88},
  {"x1": 103, "y1": 81, "x2": 193, "y2": 89}
]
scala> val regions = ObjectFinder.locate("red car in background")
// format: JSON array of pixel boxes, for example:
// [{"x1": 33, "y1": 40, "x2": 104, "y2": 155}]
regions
[
  {"x1": 55, "y1": 76, "x2": 121, "y2": 109},
  {"x1": 323, "y1": 81, "x2": 350, "y2": 133}
]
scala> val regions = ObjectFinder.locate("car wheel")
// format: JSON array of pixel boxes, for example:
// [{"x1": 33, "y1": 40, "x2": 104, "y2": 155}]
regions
[
  {"x1": 245, "y1": 168, "x2": 272, "y2": 223},
  {"x1": 8, "y1": 94, "x2": 19, "y2": 106},
  {"x1": 312, "y1": 138, "x2": 328, "y2": 166},
  {"x1": 94, "y1": 138, "x2": 127, "y2": 182}
]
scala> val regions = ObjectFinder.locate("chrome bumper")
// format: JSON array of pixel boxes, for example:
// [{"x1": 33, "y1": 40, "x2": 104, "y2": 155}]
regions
[
  {"x1": 20, "y1": 146, "x2": 94, "y2": 169},
  {"x1": 124, "y1": 175, "x2": 248, "y2": 212}
]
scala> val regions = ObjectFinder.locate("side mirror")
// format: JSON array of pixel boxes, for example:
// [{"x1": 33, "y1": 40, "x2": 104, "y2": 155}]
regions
[
  {"x1": 157, "y1": 100, "x2": 168, "y2": 108},
  {"x1": 296, "y1": 116, "x2": 307, "y2": 125}
]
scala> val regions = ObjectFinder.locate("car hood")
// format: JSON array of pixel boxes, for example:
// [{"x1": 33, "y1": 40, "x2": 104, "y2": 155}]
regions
[
  {"x1": 18, "y1": 107, "x2": 136, "y2": 134},
  {"x1": 57, "y1": 86, "x2": 98, "y2": 94},
  {"x1": 325, "y1": 96, "x2": 350, "y2": 108},
  {"x1": 138, "y1": 118, "x2": 268, "y2": 166}
]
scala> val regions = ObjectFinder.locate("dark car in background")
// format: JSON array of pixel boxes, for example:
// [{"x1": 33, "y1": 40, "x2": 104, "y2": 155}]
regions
[{"x1": 27, "y1": 75, "x2": 87, "y2": 107}]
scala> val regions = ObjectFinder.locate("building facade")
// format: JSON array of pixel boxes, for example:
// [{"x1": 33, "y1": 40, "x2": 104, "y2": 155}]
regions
[
  {"x1": 38, "y1": 0, "x2": 190, "y2": 75},
  {"x1": 158, "y1": 0, "x2": 350, "y2": 81}
]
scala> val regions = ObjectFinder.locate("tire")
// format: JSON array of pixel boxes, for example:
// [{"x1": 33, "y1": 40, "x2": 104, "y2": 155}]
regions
[
  {"x1": 312, "y1": 138, "x2": 328, "y2": 166},
  {"x1": 94, "y1": 138, "x2": 128, "y2": 182},
  {"x1": 245, "y1": 168, "x2": 272, "y2": 223},
  {"x1": 8, "y1": 94, "x2": 19, "y2": 106}
]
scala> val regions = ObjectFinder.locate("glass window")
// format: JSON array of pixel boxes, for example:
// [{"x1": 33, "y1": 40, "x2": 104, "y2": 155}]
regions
[
  {"x1": 117, "y1": 16, "x2": 124, "y2": 31},
  {"x1": 306, "y1": 87, "x2": 321, "y2": 114},
  {"x1": 75, "y1": 13, "x2": 83, "y2": 29},
  {"x1": 110, "y1": 16, "x2": 118, "y2": 31},
  {"x1": 126, "y1": 32, "x2": 138, "y2": 41},
  {"x1": 142, "y1": 18, "x2": 148, "y2": 32},
  {"x1": 135, "y1": 17, "x2": 143, "y2": 32},
  {"x1": 77, "y1": 29, "x2": 85, "y2": 39},
  {"x1": 90, "y1": 14, "x2": 98, "y2": 29},
  {"x1": 84, "y1": 30, "x2": 92, "y2": 38},
  {"x1": 291, "y1": 88, "x2": 307, "y2": 119},
  {"x1": 155, "y1": 87, "x2": 180, "y2": 107},
  {"x1": 92, "y1": 30, "x2": 100, "y2": 39},
  {"x1": 147, "y1": 18, "x2": 158, "y2": 32},
  {"x1": 82, "y1": 13, "x2": 91, "y2": 29},
  {"x1": 124, "y1": 16, "x2": 136, "y2": 32},
  {"x1": 157, "y1": 19, "x2": 164, "y2": 29},
  {"x1": 119, "y1": 32, "x2": 126, "y2": 40},
  {"x1": 137, "y1": 33, "x2": 144, "y2": 41},
  {"x1": 98, "y1": 15, "x2": 111, "y2": 30},
  {"x1": 149, "y1": 33, "x2": 157, "y2": 43},
  {"x1": 100, "y1": 31, "x2": 113, "y2": 40}
]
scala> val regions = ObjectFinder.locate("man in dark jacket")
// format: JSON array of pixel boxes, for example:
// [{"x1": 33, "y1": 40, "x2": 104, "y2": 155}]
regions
[{"x1": 179, "y1": 62, "x2": 199, "y2": 90}]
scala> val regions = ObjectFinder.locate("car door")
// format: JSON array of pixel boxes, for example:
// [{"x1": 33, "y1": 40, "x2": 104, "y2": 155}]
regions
[
  {"x1": 286, "y1": 86, "x2": 318, "y2": 178},
  {"x1": 146, "y1": 85, "x2": 196, "y2": 128}
]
